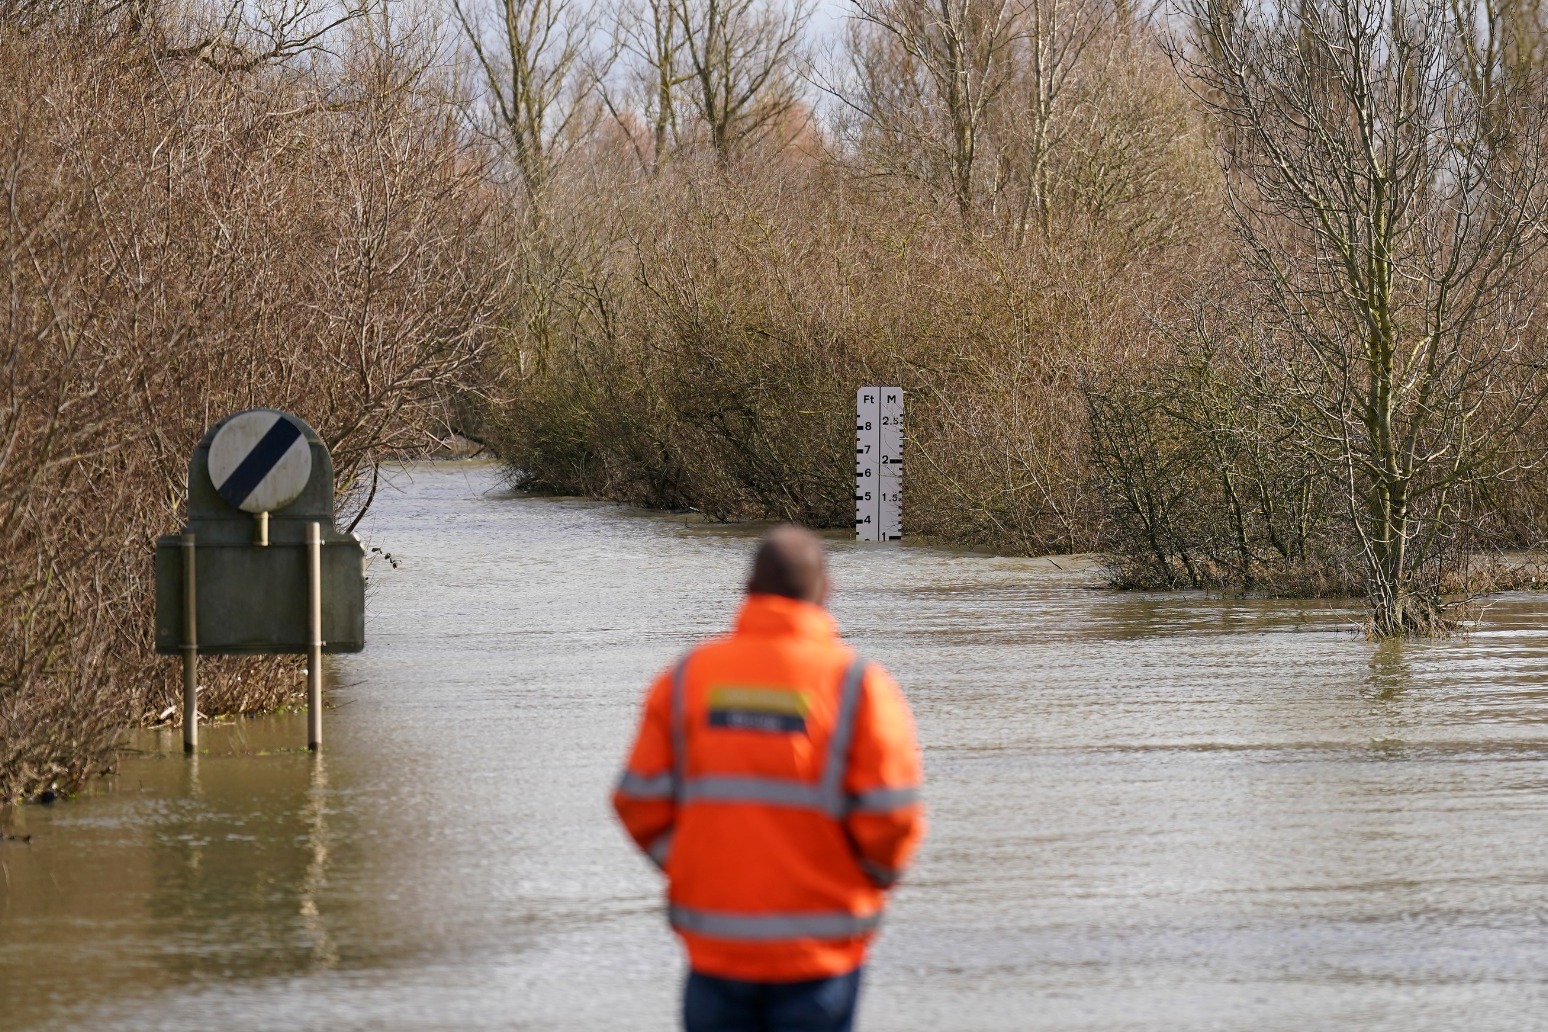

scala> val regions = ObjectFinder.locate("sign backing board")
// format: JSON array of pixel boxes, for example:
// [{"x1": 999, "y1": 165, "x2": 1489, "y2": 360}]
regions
[
  {"x1": 855, "y1": 387, "x2": 903, "y2": 541},
  {"x1": 154, "y1": 408, "x2": 365, "y2": 654}
]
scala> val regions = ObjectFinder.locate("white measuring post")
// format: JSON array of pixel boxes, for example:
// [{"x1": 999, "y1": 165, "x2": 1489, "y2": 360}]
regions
[
  {"x1": 879, "y1": 387, "x2": 903, "y2": 539},
  {"x1": 855, "y1": 387, "x2": 903, "y2": 541}
]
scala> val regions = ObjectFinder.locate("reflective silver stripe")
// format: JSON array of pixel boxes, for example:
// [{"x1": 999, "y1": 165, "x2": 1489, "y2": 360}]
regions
[
  {"x1": 616, "y1": 771, "x2": 675, "y2": 799},
  {"x1": 669, "y1": 905, "x2": 882, "y2": 941},
  {"x1": 670, "y1": 657, "x2": 688, "y2": 804},
  {"x1": 817, "y1": 657, "x2": 869, "y2": 816},
  {"x1": 681, "y1": 776, "x2": 826, "y2": 808},
  {"x1": 647, "y1": 830, "x2": 673, "y2": 869},
  {"x1": 643, "y1": 657, "x2": 689, "y2": 873},
  {"x1": 848, "y1": 785, "x2": 920, "y2": 813},
  {"x1": 858, "y1": 858, "x2": 899, "y2": 887}
]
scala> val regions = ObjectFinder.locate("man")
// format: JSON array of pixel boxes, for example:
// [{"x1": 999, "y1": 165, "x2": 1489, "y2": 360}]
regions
[{"x1": 613, "y1": 525, "x2": 926, "y2": 1032}]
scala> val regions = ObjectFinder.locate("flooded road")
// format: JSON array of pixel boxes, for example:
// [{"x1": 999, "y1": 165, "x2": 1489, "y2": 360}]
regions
[{"x1": 4, "y1": 461, "x2": 1548, "y2": 1030}]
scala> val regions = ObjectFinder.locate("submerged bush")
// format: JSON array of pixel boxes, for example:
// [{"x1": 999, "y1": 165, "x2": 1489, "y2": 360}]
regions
[
  {"x1": 0, "y1": 10, "x2": 510, "y2": 800},
  {"x1": 1084, "y1": 299, "x2": 1355, "y2": 593}
]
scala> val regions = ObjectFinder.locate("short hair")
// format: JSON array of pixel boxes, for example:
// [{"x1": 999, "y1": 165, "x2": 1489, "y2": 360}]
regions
[{"x1": 747, "y1": 525, "x2": 828, "y2": 603}]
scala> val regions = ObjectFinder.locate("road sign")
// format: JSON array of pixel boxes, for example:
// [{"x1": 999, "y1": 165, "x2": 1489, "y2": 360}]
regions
[
  {"x1": 208, "y1": 409, "x2": 313, "y2": 514},
  {"x1": 155, "y1": 408, "x2": 366, "y2": 753},
  {"x1": 855, "y1": 387, "x2": 903, "y2": 541}
]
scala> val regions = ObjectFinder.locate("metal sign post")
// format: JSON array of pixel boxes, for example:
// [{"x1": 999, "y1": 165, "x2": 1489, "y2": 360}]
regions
[
  {"x1": 855, "y1": 387, "x2": 904, "y2": 542},
  {"x1": 181, "y1": 532, "x2": 198, "y2": 753},
  {"x1": 307, "y1": 521, "x2": 323, "y2": 750},
  {"x1": 156, "y1": 409, "x2": 366, "y2": 753}
]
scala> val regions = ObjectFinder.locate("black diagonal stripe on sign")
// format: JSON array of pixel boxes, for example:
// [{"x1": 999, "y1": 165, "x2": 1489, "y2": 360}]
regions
[{"x1": 216, "y1": 417, "x2": 304, "y2": 509}]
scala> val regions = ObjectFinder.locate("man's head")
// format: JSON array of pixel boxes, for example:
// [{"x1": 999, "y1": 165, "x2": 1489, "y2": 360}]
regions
[{"x1": 747, "y1": 525, "x2": 830, "y2": 606}]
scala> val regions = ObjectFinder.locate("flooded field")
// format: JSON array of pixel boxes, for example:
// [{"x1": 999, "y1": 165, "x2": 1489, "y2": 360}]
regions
[{"x1": 3, "y1": 461, "x2": 1547, "y2": 1031}]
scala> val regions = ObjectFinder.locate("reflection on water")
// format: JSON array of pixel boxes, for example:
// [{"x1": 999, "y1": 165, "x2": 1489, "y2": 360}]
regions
[
  {"x1": 4, "y1": 462, "x2": 1548, "y2": 1031},
  {"x1": 0, "y1": 719, "x2": 370, "y2": 1020}
]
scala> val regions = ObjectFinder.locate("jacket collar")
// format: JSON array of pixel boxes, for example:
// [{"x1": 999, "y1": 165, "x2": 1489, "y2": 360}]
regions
[{"x1": 735, "y1": 593, "x2": 838, "y2": 642}]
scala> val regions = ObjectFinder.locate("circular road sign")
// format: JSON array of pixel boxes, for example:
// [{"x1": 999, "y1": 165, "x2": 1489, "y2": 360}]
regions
[{"x1": 208, "y1": 410, "x2": 313, "y2": 514}]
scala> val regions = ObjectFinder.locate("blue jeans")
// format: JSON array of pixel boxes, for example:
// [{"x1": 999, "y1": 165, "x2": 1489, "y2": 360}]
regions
[{"x1": 683, "y1": 968, "x2": 864, "y2": 1032}]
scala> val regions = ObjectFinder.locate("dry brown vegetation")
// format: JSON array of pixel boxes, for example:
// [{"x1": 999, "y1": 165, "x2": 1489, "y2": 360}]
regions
[
  {"x1": 10, "y1": 0, "x2": 1548, "y2": 798},
  {"x1": 487, "y1": 9, "x2": 1222, "y2": 557},
  {"x1": 484, "y1": 0, "x2": 1548, "y2": 638},
  {"x1": 1097, "y1": 0, "x2": 1548, "y2": 636},
  {"x1": 1, "y1": 1, "x2": 510, "y2": 800}
]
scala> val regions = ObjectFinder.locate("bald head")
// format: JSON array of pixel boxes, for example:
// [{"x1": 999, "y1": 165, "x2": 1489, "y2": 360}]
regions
[{"x1": 747, "y1": 525, "x2": 830, "y2": 605}]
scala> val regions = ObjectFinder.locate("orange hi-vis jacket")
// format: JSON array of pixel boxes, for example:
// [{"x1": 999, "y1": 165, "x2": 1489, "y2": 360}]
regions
[{"x1": 612, "y1": 593, "x2": 926, "y2": 983}]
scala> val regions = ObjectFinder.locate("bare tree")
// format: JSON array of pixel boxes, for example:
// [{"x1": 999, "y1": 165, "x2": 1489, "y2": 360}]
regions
[
  {"x1": 1183, "y1": 0, "x2": 1548, "y2": 635},
  {"x1": 452, "y1": 0, "x2": 594, "y2": 198},
  {"x1": 674, "y1": 0, "x2": 813, "y2": 162},
  {"x1": 847, "y1": 0, "x2": 1019, "y2": 219},
  {"x1": 6, "y1": 0, "x2": 378, "y2": 72},
  {"x1": 991, "y1": 0, "x2": 1104, "y2": 241},
  {"x1": 602, "y1": 0, "x2": 693, "y2": 170},
  {"x1": 1449, "y1": 0, "x2": 1548, "y2": 145}
]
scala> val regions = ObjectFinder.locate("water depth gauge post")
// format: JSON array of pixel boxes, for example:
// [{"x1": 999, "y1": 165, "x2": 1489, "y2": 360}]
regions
[{"x1": 855, "y1": 387, "x2": 903, "y2": 542}]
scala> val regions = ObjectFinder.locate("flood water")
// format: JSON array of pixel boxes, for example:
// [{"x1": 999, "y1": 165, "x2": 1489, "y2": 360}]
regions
[{"x1": 4, "y1": 461, "x2": 1548, "y2": 1031}]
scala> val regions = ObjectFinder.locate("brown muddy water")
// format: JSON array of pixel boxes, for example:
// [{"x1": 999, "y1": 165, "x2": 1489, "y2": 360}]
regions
[{"x1": 3, "y1": 461, "x2": 1548, "y2": 1031}]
